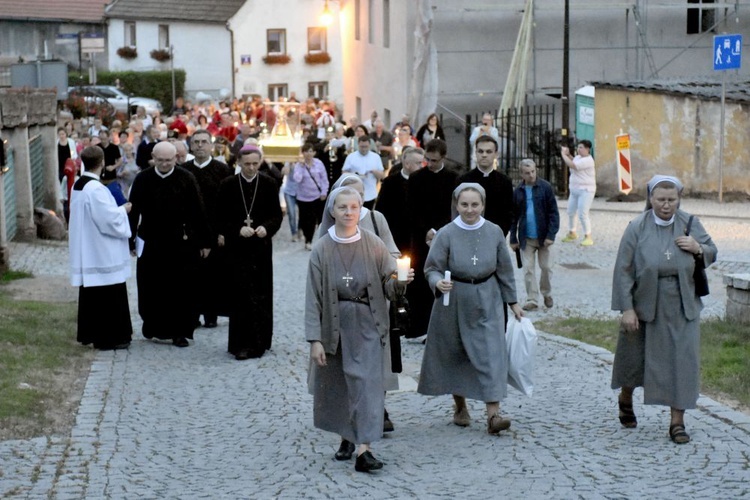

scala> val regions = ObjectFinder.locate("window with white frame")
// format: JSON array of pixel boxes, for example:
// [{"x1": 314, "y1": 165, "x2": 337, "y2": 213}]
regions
[
  {"x1": 308, "y1": 27, "x2": 327, "y2": 53},
  {"x1": 124, "y1": 21, "x2": 136, "y2": 47},
  {"x1": 158, "y1": 24, "x2": 170, "y2": 49},
  {"x1": 308, "y1": 81, "x2": 329, "y2": 99},
  {"x1": 268, "y1": 83, "x2": 288, "y2": 101},
  {"x1": 267, "y1": 29, "x2": 286, "y2": 55},
  {"x1": 687, "y1": 0, "x2": 715, "y2": 34}
]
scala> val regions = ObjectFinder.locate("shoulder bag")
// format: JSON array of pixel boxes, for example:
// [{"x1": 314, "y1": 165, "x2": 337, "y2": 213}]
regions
[{"x1": 685, "y1": 215, "x2": 709, "y2": 297}]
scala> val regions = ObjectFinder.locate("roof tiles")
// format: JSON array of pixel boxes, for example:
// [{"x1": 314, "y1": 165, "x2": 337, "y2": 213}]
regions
[
  {"x1": 1, "y1": 0, "x2": 107, "y2": 23},
  {"x1": 105, "y1": 0, "x2": 246, "y2": 23}
]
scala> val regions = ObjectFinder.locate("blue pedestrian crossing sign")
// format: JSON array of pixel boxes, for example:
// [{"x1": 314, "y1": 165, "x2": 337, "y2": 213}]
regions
[{"x1": 714, "y1": 34, "x2": 742, "y2": 71}]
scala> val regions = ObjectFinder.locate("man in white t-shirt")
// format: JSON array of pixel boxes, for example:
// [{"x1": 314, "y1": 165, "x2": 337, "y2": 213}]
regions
[{"x1": 342, "y1": 135, "x2": 384, "y2": 209}]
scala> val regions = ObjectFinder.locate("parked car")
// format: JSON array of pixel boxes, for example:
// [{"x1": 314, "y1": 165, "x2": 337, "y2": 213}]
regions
[{"x1": 67, "y1": 85, "x2": 163, "y2": 116}]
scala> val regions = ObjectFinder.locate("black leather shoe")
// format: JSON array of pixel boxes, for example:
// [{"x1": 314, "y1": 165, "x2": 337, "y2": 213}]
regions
[
  {"x1": 95, "y1": 342, "x2": 130, "y2": 351},
  {"x1": 355, "y1": 451, "x2": 383, "y2": 472},
  {"x1": 235, "y1": 350, "x2": 250, "y2": 361},
  {"x1": 173, "y1": 337, "x2": 189, "y2": 348},
  {"x1": 334, "y1": 440, "x2": 355, "y2": 461},
  {"x1": 383, "y1": 409, "x2": 394, "y2": 433}
]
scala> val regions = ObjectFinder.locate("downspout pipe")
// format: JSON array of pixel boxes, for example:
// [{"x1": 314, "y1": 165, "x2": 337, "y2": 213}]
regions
[{"x1": 226, "y1": 22, "x2": 236, "y2": 98}]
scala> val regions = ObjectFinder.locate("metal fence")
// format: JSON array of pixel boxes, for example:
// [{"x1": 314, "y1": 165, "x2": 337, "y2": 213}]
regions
[
  {"x1": 4, "y1": 147, "x2": 17, "y2": 241},
  {"x1": 29, "y1": 134, "x2": 44, "y2": 207},
  {"x1": 464, "y1": 105, "x2": 565, "y2": 192}
]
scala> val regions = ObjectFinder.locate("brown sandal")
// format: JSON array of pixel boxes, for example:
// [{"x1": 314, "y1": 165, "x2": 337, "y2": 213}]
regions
[
  {"x1": 669, "y1": 424, "x2": 690, "y2": 444},
  {"x1": 618, "y1": 400, "x2": 637, "y2": 428}
]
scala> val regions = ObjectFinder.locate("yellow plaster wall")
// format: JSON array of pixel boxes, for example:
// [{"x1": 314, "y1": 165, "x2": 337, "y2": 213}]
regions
[{"x1": 594, "y1": 88, "x2": 750, "y2": 197}]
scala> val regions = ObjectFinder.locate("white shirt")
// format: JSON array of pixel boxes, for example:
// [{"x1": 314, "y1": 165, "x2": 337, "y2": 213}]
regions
[{"x1": 342, "y1": 151, "x2": 383, "y2": 202}]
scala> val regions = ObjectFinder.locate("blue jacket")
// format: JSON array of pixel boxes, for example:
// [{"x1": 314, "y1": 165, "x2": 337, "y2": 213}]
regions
[{"x1": 509, "y1": 179, "x2": 559, "y2": 249}]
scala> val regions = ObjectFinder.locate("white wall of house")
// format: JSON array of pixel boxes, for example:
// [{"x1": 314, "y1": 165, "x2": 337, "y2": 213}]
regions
[
  {"x1": 338, "y1": 0, "x2": 413, "y2": 126},
  {"x1": 107, "y1": 19, "x2": 233, "y2": 97},
  {"x1": 228, "y1": 0, "x2": 343, "y2": 106}
]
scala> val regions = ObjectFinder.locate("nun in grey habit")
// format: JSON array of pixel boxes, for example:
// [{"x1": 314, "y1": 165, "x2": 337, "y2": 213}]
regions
[
  {"x1": 611, "y1": 174, "x2": 717, "y2": 445},
  {"x1": 418, "y1": 183, "x2": 523, "y2": 435},
  {"x1": 305, "y1": 186, "x2": 412, "y2": 473}
]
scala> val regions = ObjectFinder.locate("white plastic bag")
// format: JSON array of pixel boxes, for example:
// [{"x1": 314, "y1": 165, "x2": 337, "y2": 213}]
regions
[{"x1": 506, "y1": 316, "x2": 538, "y2": 397}]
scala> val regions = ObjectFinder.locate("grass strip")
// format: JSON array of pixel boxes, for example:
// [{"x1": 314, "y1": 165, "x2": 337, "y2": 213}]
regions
[
  {"x1": 537, "y1": 316, "x2": 750, "y2": 409},
  {"x1": 0, "y1": 285, "x2": 93, "y2": 440}
]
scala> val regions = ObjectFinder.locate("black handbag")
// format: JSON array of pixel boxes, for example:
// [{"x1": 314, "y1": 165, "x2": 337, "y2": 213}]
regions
[{"x1": 685, "y1": 215, "x2": 709, "y2": 297}]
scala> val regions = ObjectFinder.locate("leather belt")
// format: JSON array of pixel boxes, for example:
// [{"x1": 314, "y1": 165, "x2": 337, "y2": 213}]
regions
[
  {"x1": 451, "y1": 273, "x2": 495, "y2": 285},
  {"x1": 339, "y1": 296, "x2": 370, "y2": 305}
]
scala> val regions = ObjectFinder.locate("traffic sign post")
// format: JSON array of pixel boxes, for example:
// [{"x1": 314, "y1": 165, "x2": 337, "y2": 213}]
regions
[
  {"x1": 615, "y1": 132, "x2": 633, "y2": 195},
  {"x1": 713, "y1": 34, "x2": 742, "y2": 203}
]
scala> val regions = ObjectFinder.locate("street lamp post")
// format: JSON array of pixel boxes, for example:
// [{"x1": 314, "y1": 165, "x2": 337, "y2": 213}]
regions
[{"x1": 561, "y1": 0, "x2": 570, "y2": 194}]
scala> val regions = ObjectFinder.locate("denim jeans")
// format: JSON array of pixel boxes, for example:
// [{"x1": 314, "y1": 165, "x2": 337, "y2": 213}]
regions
[
  {"x1": 284, "y1": 192, "x2": 298, "y2": 236},
  {"x1": 567, "y1": 188, "x2": 595, "y2": 235}
]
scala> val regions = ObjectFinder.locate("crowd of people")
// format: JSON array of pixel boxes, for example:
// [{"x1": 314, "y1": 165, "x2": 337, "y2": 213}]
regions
[{"x1": 66, "y1": 95, "x2": 717, "y2": 473}]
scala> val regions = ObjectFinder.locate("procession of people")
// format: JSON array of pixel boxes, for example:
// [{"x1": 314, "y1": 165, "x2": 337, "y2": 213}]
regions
[{"x1": 66, "y1": 96, "x2": 718, "y2": 475}]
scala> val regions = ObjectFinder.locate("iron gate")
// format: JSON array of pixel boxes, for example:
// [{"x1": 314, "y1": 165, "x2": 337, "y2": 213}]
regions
[{"x1": 464, "y1": 105, "x2": 564, "y2": 193}]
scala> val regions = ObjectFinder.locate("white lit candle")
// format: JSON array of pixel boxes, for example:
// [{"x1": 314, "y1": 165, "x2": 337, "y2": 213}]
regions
[
  {"x1": 396, "y1": 256, "x2": 410, "y2": 282},
  {"x1": 443, "y1": 270, "x2": 451, "y2": 306}
]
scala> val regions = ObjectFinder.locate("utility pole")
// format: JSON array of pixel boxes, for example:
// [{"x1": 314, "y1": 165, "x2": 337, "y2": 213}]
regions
[{"x1": 561, "y1": 0, "x2": 570, "y2": 193}]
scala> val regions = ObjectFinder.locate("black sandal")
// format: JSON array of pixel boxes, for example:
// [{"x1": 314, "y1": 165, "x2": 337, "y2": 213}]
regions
[
  {"x1": 669, "y1": 424, "x2": 690, "y2": 444},
  {"x1": 618, "y1": 400, "x2": 638, "y2": 428}
]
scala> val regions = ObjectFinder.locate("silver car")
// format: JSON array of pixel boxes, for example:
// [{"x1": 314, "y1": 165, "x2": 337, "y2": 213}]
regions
[{"x1": 67, "y1": 85, "x2": 163, "y2": 116}]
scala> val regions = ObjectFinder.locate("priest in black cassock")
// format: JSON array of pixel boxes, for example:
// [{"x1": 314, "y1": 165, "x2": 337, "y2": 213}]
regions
[
  {"x1": 457, "y1": 135, "x2": 515, "y2": 325},
  {"x1": 457, "y1": 135, "x2": 514, "y2": 236},
  {"x1": 375, "y1": 146, "x2": 425, "y2": 252},
  {"x1": 128, "y1": 141, "x2": 211, "y2": 348},
  {"x1": 182, "y1": 129, "x2": 235, "y2": 327},
  {"x1": 217, "y1": 145, "x2": 282, "y2": 360},
  {"x1": 406, "y1": 139, "x2": 458, "y2": 338}
]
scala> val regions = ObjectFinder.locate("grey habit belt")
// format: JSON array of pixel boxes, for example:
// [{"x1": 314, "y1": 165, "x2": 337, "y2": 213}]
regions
[
  {"x1": 451, "y1": 273, "x2": 495, "y2": 285},
  {"x1": 339, "y1": 296, "x2": 370, "y2": 305}
]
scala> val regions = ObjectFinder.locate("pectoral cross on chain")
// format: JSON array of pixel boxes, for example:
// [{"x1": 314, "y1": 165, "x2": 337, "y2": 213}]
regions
[
  {"x1": 471, "y1": 254, "x2": 479, "y2": 265},
  {"x1": 664, "y1": 249, "x2": 672, "y2": 260},
  {"x1": 245, "y1": 215, "x2": 253, "y2": 228},
  {"x1": 342, "y1": 272, "x2": 354, "y2": 287}
]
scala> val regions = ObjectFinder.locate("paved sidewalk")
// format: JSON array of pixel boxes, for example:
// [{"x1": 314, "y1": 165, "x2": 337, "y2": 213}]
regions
[{"x1": 1, "y1": 200, "x2": 749, "y2": 498}]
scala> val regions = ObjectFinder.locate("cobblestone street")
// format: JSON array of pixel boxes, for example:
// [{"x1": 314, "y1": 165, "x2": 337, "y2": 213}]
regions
[{"x1": 1, "y1": 199, "x2": 749, "y2": 498}]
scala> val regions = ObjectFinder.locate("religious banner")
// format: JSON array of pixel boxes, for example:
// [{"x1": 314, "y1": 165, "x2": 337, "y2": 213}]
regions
[{"x1": 615, "y1": 133, "x2": 633, "y2": 195}]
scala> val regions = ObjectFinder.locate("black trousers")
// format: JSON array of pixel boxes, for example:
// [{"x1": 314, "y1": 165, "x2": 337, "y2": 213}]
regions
[{"x1": 297, "y1": 198, "x2": 324, "y2": 244}]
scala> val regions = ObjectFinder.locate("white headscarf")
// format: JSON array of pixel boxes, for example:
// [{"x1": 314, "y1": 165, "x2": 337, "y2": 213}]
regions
[
  {"x1": 645, "y1": 174, "x2": 683, "y2": 211},
  {"x1": 451, "y1": 182, "x2": 487, "y2": 219},
  {"x1": 317, "y1": 175, "x2": 367, "y2": 238},
  {"x1": 318, "y1": 186, "x2": 364, "y2": 237}
]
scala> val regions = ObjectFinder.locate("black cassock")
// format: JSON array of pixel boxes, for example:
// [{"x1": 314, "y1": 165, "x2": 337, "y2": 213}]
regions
[
  {"x1": 182, "y1": 159, "x2": 235, "y2": 319},
  {"x1": 217, "y1": 173, "x2": 282, "y2": 357},
  {"x1": 406, "y1": 166, "x2": 458, "y2": 338},
  {"x1": 375, "y1": 171, "x2": 410, "y2": 252},
  {"x1": 129, "y1": 166, "x2": 210, "y2": 340},
  {"x1": 457, "y1": 168, "x2": 514, "y2": 236}
]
